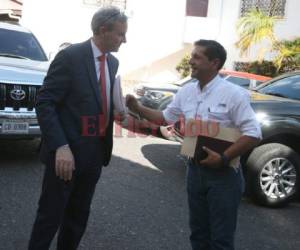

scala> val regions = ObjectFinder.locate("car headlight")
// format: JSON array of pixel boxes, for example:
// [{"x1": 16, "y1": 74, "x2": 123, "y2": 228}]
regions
[
  {"x1": 144, "y1": 91, "x2": 172, "y2": 101},
  {"x1": 149, "y1": 91, "x2": 165, "y2": 100},
  {"x1": 134, "y1": 86, "x2": 145, "y2": 97},
  {"x1": 256, "y1": 112, "x2": 270, "y2": 126}
]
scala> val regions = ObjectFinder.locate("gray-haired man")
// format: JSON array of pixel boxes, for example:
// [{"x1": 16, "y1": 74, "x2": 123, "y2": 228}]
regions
[{"x1": 28, "y1": 6, "x2": 127, "y2": 249}]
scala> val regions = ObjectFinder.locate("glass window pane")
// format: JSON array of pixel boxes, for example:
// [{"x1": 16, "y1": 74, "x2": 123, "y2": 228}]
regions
[
  {"x1": 186, "y1": 0, "x2": 208, "y2": 17},
  {"x1": 226, "y1": 76, "x2": 250, "y2": 87},
  {"x1": 258, "y1": 75, "x2": 300, "y2": 100},
  {"x1": 0, "y1": 28, "x2": 47, "y2": 61}
]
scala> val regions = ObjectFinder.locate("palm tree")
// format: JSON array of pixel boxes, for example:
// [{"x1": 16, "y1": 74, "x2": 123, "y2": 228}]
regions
[
  {"x1": 274, "y1": 37, "x2": 300, "y2": 71},
  {"x1": 235, "y1": 1, "x2": 299, "y2": 74},
  {"x1": 235, "y1": 9, "x2": 278, "y2": 58}
]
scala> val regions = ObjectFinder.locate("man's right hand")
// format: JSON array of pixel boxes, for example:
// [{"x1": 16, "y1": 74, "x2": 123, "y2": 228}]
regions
[
  {"x1": 55, "y1": 144, "x2": 75, "y2": 181},
  {"x1": 126, "y1": 94, "x2": 140, "y2": 114}
]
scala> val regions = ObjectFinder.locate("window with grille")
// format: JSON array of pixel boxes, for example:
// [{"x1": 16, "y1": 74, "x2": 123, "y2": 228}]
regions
[
  {"x1": 83, "y1": 0, "x2": 126, "y2": 10},
  {"x1": 240, "y1": 0, "x2": 286, "y2": 17},
  {"x1": 186, "y1": 0, "x2": 209, "y2": 17}
]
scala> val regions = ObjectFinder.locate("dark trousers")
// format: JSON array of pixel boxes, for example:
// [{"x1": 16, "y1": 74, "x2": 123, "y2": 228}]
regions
[
  {"x1": 28, "y1": 160, "x2": 102, "y2": 250},
  {"x1": 187, "y1": 162, "x2": 244, "y2": 250}
]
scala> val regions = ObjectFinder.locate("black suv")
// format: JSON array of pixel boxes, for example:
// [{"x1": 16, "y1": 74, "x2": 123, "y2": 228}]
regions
[
  {"x1": 245, "y1": 71, "x2": 300, "y2": 207},
  {"x1": 156, "y1": 71, "x2": 300, "y2": 207}
]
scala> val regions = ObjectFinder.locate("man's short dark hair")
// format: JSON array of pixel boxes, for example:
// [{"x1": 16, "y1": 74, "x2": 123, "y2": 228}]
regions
[{"x1": 194, "y1": 39, "x2": 227, "y2": 70}]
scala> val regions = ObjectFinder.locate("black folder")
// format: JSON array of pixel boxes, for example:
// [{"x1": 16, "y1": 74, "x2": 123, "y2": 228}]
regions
[
  {"x1": 193, "y1": 135, "x2": 234, "y2": 164},
  {"x1": 180, "y1": 120, "x2": 241, "y2": 167}
]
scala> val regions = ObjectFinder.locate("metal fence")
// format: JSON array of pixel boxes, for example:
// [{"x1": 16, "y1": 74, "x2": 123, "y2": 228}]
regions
[
  {"x1": 83, "y1": 0, "x2": 126, "y2": 10},
  {"x1": 240, "y1": 0, "x2": 286, "y2": 17}
]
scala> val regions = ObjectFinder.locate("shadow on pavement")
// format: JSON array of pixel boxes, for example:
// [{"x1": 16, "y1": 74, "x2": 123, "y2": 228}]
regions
[
  {"x1": 0, "y1": 139, "x2": 40, "y2": 162},
  {"x1": 141, "y1": 143, "x2": 187, "y2": 172},
  {"x1": 1, "y1": 138, "x2": 300, "y2": 250}
]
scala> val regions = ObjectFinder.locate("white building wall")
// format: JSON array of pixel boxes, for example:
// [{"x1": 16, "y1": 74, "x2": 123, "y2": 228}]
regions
[
  {"x1": 21, "y1": 0, "x2": 187, "y2": 77},
  {"x1": 184, "y1": 0, "x2": 299, "y2": 69},
  {"x1": 20, "y1": 0, "x2": 299, "y2": 80},
  {"x1": 21, "y1": 0, "x2": 96, "y2": 57},
  {"x1": 216, "y1": 0, "x2": 242, "y2": 69},
  {"x1": 183, "y1": 0, "x2": 220, "y2": 42},
  {"x1": 273, "y1": 0, "x2": 300, "y2": 40},
  {"x1": 183, "y1": 0, "x2": 241, "y2": 69},
  {"x1": 219, "y1": 0, "x2": 300, "y2": 68},
  {"x1": 119, "y1": 0, "x2": 186, "y2": 77}
]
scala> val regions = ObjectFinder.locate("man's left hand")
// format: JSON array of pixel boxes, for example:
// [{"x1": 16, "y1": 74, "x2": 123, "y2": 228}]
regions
[{"x1": 199, "y1": 146, "x2": 222, "y2": 168}]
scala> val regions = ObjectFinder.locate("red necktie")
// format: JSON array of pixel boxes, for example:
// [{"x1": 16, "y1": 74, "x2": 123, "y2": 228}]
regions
[{"x1": 98, "y1": 54, "x2": 108, "y2": 134}]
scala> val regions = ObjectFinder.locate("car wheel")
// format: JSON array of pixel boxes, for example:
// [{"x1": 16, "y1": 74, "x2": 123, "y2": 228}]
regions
[{"x1": 246, "y1": 143, "x2": 300, "y2": 207}]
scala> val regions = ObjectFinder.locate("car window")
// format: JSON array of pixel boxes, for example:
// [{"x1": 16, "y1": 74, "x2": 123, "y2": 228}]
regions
[
  {"x1": 257, "y1": 75, "x2": 300, "y2": 101},
  {"x1": 173, "y1": 78, "x2": 197, "y2": 87},
  {"x1": 173, "y1": 77, "x2": 194, "y2": 87},
  {"x1": 226, "y1": 76, "x2": 250, "y2": 87},
  {"x1": 0, "y1": 28, "x2": 47, "y2": 61}
]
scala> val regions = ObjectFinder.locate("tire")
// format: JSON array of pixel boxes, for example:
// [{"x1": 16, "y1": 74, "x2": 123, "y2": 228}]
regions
[{"x1": 246, "y1": 143, "x2": 300, "y2": 207}]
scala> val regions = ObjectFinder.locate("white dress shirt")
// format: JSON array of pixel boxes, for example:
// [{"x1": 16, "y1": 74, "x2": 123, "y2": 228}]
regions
[{"x1": 163, "y1": 75, "x2": 262, "y2": 139}]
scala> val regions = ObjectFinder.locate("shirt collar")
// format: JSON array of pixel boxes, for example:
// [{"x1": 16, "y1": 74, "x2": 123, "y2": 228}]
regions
[
  {"x1": 197, "y1": 74, "x2": 221, "y2": 94},
  {"x1": 90, "y1": 38, "x2": 104, "y2": 59}
]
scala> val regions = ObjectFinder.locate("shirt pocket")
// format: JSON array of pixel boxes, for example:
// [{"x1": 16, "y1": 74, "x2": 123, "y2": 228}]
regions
[{"x1": 208, "y1": 105, "x2": 230, "y2": 122}]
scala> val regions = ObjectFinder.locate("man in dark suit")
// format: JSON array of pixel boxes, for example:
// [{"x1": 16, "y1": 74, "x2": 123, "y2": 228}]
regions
[{"x1": 28, "y1": 6, "x2": 128, "y2": 250}]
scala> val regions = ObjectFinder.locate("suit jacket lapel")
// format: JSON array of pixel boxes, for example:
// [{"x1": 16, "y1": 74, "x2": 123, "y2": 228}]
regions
[
  {"x1": 107, "y1": 54, "x2": 118, "y2": 116},
  {"x1": 83, "y1": 40, "x2": 101, "y2": 106},
  {"x1": 107, "y1": 54, "x2": 116, "y2": 89}
]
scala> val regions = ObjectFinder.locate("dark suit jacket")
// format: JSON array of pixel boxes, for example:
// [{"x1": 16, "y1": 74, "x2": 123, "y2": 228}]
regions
[{"x1": 36, "y1": 39, "x2": 119, "y2": 167}]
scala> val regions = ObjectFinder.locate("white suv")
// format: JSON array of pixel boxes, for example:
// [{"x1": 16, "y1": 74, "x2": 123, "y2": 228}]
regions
[{"x1": 0, "y1": 22, "x2": 49, "y2": 138}]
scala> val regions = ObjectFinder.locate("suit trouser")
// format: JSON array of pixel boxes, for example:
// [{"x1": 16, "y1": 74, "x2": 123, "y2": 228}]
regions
[
  {"x1": 187, "y1": 162, "x2": 244, "y2": 250},
  {"x1": 28, "y1": 159, "x2": 102, "y2": 250}
]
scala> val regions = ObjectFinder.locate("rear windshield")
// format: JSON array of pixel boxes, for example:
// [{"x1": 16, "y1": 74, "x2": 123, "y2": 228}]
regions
[{"x1": 0, "y1": 28, "x2": 47, "y2": 61}]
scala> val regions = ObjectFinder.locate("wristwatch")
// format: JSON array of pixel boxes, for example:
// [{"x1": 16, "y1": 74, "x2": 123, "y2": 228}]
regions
[{"x1": 220, "y1": 153, "x2": 230, "y2": 168}]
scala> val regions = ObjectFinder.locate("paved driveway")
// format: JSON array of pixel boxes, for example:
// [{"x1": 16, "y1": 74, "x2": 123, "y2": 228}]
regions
[{"x1": 0, "y1": 136, "x2": 299, "y2": 250}]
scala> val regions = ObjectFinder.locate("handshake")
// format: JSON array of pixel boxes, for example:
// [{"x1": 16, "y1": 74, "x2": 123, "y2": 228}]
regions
[
  {"x1": 113, "y1": 76, "x2": 164, "y2": 129},
  {"x1": 113, "y1": 76, "x2": 141, "y2": 119},
  {"x1": 125, "y1": 94, "x2": 141, "y2": 117}
]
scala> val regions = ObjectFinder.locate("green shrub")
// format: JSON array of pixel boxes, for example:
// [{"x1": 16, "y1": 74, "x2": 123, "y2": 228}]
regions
[
  {"x1": 274, "y1": 37, "x2": 300, "y2": 71},
  {"x1": 176, "y1": 54, "x2": 191, "y2": 78},
  {"x1": 234, "y1": 60, "x2": 299, "y2": 77},
  {"x1": 176, "y1": 52, "x2": 299, "y2": 79}
]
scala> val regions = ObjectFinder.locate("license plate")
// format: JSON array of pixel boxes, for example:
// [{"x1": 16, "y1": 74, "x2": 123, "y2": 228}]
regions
[{"x1": 1, "y1": 121, "x2": 29, "y2": 134}]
